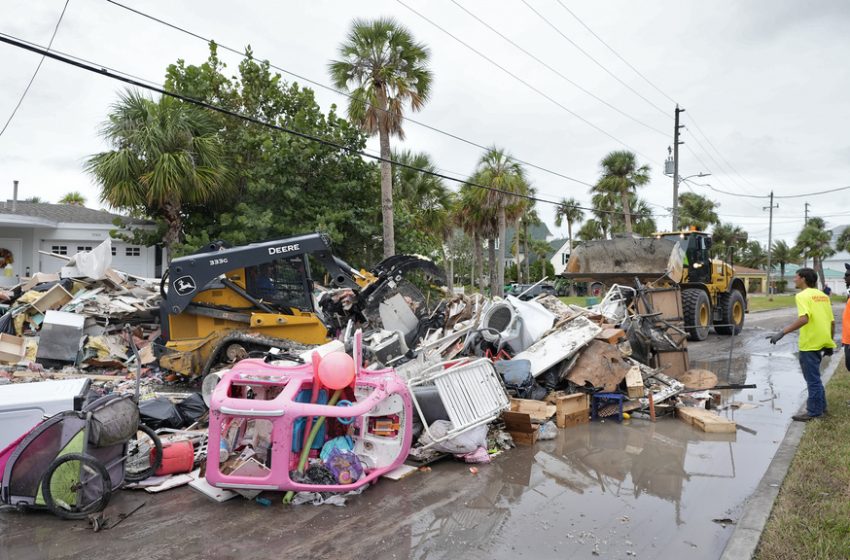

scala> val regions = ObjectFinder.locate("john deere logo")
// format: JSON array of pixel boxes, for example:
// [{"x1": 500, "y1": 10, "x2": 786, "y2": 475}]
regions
[{"x1": 174, "y1": 275, "x2": 197, "y2": 296}]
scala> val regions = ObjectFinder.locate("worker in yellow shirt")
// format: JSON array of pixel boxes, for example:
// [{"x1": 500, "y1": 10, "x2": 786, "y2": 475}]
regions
[
  {"x1": 843, "y1": 264, "x2": 850, "y2": 370},
  {"x1": 767, "y1": 267, "x2": 835, "y2": 421}
]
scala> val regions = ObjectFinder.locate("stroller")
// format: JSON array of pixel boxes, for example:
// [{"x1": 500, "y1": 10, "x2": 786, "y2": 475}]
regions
[{"x1": 0, "y1": 325, "x2": 163, "y2": 519}]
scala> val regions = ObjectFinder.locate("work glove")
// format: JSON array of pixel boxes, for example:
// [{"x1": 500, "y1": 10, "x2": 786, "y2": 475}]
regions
[
  {"x1": 823, "y1": 347, "x2": 834, "y2": 357},
  {"x1": 767, "y1": 331, "x2": 785, "y2": 344}
]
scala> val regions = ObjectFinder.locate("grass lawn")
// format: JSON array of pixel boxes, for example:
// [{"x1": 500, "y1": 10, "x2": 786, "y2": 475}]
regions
[
  {"x1": 558, "y1": 296, "x2": 589, "y2": 306},
  {"x1": 755, "y1": 361, "x2": 850, "y2": 560},
  {"x1": 747, "y1": 294, "x2": 845, "y2": 312}
]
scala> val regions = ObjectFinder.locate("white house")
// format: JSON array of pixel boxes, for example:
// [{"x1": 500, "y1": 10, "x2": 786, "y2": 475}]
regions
[
  {"x1": 549, "y1": 238, "x2": 572, "y2": 275},
  {"x1": 0, "y1": 200, "x2": 162, "y2": 285}
]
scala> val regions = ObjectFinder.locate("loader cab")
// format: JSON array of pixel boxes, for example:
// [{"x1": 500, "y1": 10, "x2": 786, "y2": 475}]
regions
[{"x1": 658, "y1": 231, "x2": 712, "y2": 284}]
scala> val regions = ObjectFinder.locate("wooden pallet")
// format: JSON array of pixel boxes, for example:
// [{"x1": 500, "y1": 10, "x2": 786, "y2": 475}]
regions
[{"x1": 677, "y1": 406, "x2": 736, "y2": 433}]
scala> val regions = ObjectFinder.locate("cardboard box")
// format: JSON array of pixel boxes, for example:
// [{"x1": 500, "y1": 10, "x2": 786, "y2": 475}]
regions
[
  {"x1": 502, "y1": 411, "x2": 538, "y2": 445},
  {"x1": 636, "y1": 287, "x2": 683, "y2": 321},
  {"x1": 654, "y1": 350, "x2": 690, "y2": 378},
  {"x1": 0, "y1": 333, "x2": 26, "y2": 364},
  {"x1": 549, "y1": 392, "x2": 588, "y2": 417}
]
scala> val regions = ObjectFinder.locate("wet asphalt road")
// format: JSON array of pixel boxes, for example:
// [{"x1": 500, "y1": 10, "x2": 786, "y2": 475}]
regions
[{"x1": 0, "y1": 305, "x2": 843, "y2": 560}]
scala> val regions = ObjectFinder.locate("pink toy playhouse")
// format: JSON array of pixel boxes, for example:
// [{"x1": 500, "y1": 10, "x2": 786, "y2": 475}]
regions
[{"x1": 206, "y1": 351, "x2": 412, "y2": 494}]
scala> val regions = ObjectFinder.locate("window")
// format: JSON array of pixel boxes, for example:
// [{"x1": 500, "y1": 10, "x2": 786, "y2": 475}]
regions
[
  {"x1": 125, "y1": 247, "x2": 141, "y2": 257},
  {"x1": 111, "y1": 247, "x2": 117, "y2": 256},
  {"x1": 562, "y1": 253, "x2": 570, "y2": 265},
  {"x1": 51, "y1": 245, "x2": 67, "y2": 255},
  {"x1": 77, "y1": 246, "x2": 93, "y2": 252}
]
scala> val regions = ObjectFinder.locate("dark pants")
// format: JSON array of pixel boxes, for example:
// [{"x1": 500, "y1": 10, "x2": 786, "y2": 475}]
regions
[
  {"x1": 845, "y1": 344, "x2": 850, "y2": 370},
  {"x1": 799, "y1": 350, "x2": 827, "y2": 417}
]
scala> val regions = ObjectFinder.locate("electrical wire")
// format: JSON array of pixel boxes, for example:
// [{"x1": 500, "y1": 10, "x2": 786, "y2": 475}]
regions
[
  {"x1": 520, "y1": 0, "x2": 670, "y2": 119},
  {"x1": 773, "y1": 185, "x2": 850, "y2": 199},
  {"x1": 449, "y1": 0, "x2": 668, "y2": 137},
  {"x1": 553, "y1": 0, "x2": 678, "y2": 107},
  {"x1": 395, "y1": 0, "x2": 661, "y2": 166},
  {"x1": 103, "y1": 0, "x2": 594, "y2": 189},
  {"x1": 0, "y1": 0, "x2": 70, "y2": 137},
  {"x1": 685, "y1": 115, "x2": 763, "y2": 193},
  {"x1": 0, "y1": 32, "x2": 652, "y2": 221}
]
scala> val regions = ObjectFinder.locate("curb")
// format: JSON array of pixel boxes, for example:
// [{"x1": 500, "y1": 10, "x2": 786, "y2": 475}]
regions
[{"x1": 719, "y1": 351, "x2": 843, "y2": 559}]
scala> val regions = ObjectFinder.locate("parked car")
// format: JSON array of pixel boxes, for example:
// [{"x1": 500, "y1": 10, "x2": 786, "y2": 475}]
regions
[{"x1": 507, "y1": 283, "x2": 556, "y2": 301}]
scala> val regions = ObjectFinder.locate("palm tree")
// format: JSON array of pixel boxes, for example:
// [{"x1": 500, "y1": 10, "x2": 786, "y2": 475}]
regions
[
  {"x1": 631, "y1": 198, "x2": 657, "y2": 237},
  {"x1": 740, "y1": 240, "x2": 768, "y2": 269},
  {"x1": 678, "y1": 192, "x2": 719, "y2": 231},
  {"x1": 576, "y1": 219, "x2": 604, "y2": 242},
  {"x1": 594, "y1": 151, "x2": 650, "y2": 234},
  {"x1": 770, "y1": 239, "x2": 800, "y2": 280},
  {"x1": 86, "y1": 90, "x2": 230, "y2": 261},
  {"x1": 392, "y1": 150, "x2": 453, "y2": 250},
  {"x1": 59, "y1": 191, "x2": 86, "y2": 206},
  {"x1": 710, "y1": 222, "x2": 748, "y2": 261},
  {"x1": 836, "y1": 226, "x2": 850, "y2": 253},
  {"x1": 469, "y1": 148, "x2": 528, "y2": 297},
  {"x1": 555, "y1": 197, "x2": 584, "y2": 256},
  {"x1": 795, "y1": 217, "x2": 835, "y2": 288},
  {"x1": 23, "y1": 196, "x2": 44, "y2": 203},
  {"x1": 329, "y1": 18, "x2": 432, "y2": 258}
]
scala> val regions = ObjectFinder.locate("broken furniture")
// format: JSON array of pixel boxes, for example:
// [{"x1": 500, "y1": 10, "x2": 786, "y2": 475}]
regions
[
  {"x1": 35, "y1": 310, "x2": 85, "y2": 368},
  {"x1": 206, "y1": 356, "x2": 412, "y2": 493},
  {"x1": 407, "y1": 358, "x2": 510, "y2": 449}
]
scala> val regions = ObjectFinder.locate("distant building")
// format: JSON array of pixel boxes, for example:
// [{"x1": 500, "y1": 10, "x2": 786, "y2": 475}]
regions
[{"x1": 0, "y1": 200, "x2": 162, "y2": 285}]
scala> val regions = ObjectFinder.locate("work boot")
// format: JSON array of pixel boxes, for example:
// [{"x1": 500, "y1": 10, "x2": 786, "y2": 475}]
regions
[{"x1": 791, "y1": 413, "x2": 819, "y2": 422}]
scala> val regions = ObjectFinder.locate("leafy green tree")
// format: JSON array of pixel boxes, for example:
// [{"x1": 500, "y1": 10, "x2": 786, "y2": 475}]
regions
[
  {"x1": 678, "y1": 192, "x2": 719, "y2": 231},
  {"x1": 86, "y1": 90, "x2": 230, "y2": 261},
  {"x1": 164, "y1": 45, "x2": 383, "y2": 266},
  {"x1": 23, "y1": 196, "x2": 44, "y2": 203},
  {"x1": 469, "y1": 147, "x2": 528, "y2": 297},
  {"x1": 59, "y1": 192, "x2": 86, "y2": 206},
  {"x1": 593, "y1": 150, "x2": 650, "y2": 234},
  {"x1": 555, "y1": 197, "x2": 584, "y2": 254},
  {"x1": 795, "y1": 217, "x2": 835, "y2": 288},
  {"x1": 631, "y1": 198, "x2": 657, "y2": 237},
  {"x1": 330, "y1": 18, "x2": 433, "y2": 258},
  {"x1": 770, "y1": 239, "x2": 801, "y2": 280}
]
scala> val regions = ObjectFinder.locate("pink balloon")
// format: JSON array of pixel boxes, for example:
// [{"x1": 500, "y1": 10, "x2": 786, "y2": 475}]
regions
[{"x1": 317, "y1": 352, "x2": 355, "y2": 390}]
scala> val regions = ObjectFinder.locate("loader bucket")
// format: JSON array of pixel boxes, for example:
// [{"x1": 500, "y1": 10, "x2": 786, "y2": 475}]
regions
[{"x1": 564, "y1": 237, "x2": 684, "y2": 284}]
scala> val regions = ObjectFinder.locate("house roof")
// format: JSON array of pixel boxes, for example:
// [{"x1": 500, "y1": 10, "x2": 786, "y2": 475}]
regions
[{"x1": 0, "y1": 201, "x2": 151, "y2": 227}]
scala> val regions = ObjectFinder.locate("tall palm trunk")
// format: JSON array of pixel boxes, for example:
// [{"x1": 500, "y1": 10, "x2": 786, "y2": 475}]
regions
[
  {"x1": 523, "y1": 220, "x2": 530, "y2": 283},
  {"x1": 496, "y1": 208, "x2": 506, "y2": 297},
  {"x1": 815, "y1": 256, "x2": 825, "y2": 289},
  {"x1": 162, "y1": 202, "x2": 182, "y2": 264},
  {"x1": 378, "y1": 124, "x2": 394, "y2": 258},
  {"x1": 621, "y1": 190, "x2": 633, "y2": 233},
  {"x1": 473, "y1": 231, "x2": 484, "y2": 290},
  {"x1": 488, "y1": 238, "x2": 497, "y2": 296},
  {"x1": 514, "y1": 217, "x2": 522, "y2": 284}
]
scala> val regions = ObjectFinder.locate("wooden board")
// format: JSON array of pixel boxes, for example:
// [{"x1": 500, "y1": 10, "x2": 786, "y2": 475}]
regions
[
  {"x1": 513, "y1": 315, "x2": 602, "y2": 378},
  {"x1": 566, "y1": 340, "x2": 631, "y2": 392},
  {"x1": 502, "y1": 411, "x2": 538, "y2": 445},
  {"x1": 625, "y1": 365, "x2": 645, "y2": 398},
  {"x1": 546, "y1": 392, "x2": 589, "y2": 416},
  {"x1": 653, "y1": 349, "x2": 690, "y2": 378},
  {"x1": 677, "y1": 406, "x2": 736, "y2": 433},
  {"x1": 595, "y1": 328, "x2": 626, "y2": 344},
  {"x1": 557, "y1": 409, "x2": 590, "y2": 429},
  {"x1": 510, "y1": 398, "x2": 556, "y2": 422},
  {"x1": 675, "y1": 368, "x2": 718, "y2": 390},
  {"x1": 637, "y1": 287, "x2": 683, "y2": 321}
]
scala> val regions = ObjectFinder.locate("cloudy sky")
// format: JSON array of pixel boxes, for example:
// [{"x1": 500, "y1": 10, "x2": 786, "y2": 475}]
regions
[{"x1": 2, "y1": 0, "x2": 849, "y2": 246}]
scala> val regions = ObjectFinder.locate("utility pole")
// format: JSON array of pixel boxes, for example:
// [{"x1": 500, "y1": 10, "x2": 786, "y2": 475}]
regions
[
  {"x1": 672, "y1": 105, "x2": 685, "y2": 231},
  {"x1": 764, "y1": 191, "x2": 778, "y2": 297},
  {"x1": 803, "y1": 202, "x2": 810, "y2": 267}
]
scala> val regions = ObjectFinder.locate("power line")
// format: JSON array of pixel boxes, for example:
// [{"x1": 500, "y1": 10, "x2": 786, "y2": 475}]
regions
[
  {"x1": 686, "y1": 115, "x2": 763, "y2": 193},
  {"x1": 774, "y1": 185, "x2": 850, "y2": 199},
  {"x1": 553, "y1": 0, "x2": 678, "y2": 107},
  {"x1": 0, "y1": 0, "x2": 70, "y2": 137},
  {"x1": 395, "y1": 0, "x2": 661, "y2": 166},
  {"x1": 104, "y1": 0, "x2": 594, "y2": 189},
  {"x1": 0, "y1": 32, "x2": 648, "y2": 222},
  {"x1": 448, "y1": 0, "x2": 668, "y2": 137},
  {"x1": 520, "y1": 0, "x2": 670, "y2": 119}
]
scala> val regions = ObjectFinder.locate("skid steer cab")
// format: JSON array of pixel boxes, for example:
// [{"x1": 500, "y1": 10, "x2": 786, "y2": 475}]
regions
[
  {"x1": 158, "y1": 233, "x2": 365, "y2": 378},
  {"x1": 157, "y1": 233, "x2": 445, "y2": 378}
]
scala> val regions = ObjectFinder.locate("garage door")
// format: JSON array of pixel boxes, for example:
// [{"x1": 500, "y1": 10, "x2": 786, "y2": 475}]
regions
[{"x1": 38, "y1": 241, "x2": 151, "y2": 277}]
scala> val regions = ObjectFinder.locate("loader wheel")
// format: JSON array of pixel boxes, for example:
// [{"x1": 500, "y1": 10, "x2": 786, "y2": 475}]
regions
[
  {"x1": 682, "y1": 289, "x2": 711, "y2": 341},
  {"x1": 715, "y1": 290, "x2": 745, "y2": 335}
]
